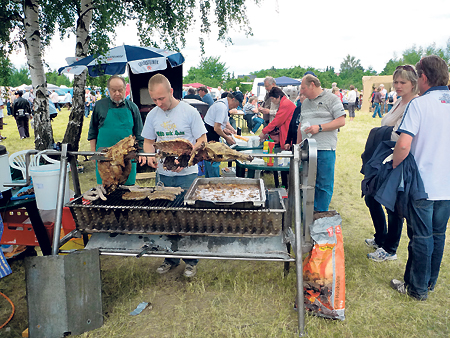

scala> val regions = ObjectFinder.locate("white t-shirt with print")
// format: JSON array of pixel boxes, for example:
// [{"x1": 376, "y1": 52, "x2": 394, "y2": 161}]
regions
[{"x1": 142, "y1": 101, "x2": 207, "y2": 176}]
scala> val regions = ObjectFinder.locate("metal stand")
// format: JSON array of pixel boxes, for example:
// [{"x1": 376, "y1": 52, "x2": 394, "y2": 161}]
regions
[{"x1": 30, "y1": 140, "x2": 317, "y2": 337}]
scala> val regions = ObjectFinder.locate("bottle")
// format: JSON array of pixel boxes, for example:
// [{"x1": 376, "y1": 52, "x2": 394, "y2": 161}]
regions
[
  {"x1": 263, "y1": 141, "x2": 269, "y2": 164},
  {"x1": 268, "y1": 142, "x2": 275, "y2": 166}
]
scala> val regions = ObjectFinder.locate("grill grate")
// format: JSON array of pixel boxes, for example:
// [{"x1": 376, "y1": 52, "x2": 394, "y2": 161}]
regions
[{"x1": 68, "y1": 189, "x2": 285, "y2": 237}]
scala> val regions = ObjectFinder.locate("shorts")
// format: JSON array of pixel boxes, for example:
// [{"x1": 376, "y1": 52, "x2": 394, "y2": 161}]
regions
[{"x1": 0, "y1": 117, "x2": 3, "y2": 130}]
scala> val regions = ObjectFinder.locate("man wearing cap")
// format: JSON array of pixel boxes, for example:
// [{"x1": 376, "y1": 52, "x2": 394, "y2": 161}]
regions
[
  {"x1": 300, "y1": 74, "x2": 346, "y2": 212},
  {"x1": 203, "y1": 91, "x2": 242, "y2": 177},
  {"x1": 12, "y1": 90, "x2": 31, "y2": 139}
]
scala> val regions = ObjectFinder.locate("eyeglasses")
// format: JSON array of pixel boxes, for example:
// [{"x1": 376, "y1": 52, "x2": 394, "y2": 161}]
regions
[{"x1": 395, "y1": 65, "x2": 417, "y2": 74}]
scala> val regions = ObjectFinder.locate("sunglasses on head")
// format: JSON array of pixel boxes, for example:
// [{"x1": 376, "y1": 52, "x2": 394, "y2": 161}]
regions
[{"x1": 395, "y1": 65, "x2": 416, "y2": 74}]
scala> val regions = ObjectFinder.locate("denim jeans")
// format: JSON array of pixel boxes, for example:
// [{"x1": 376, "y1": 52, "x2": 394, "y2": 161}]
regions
[
  {"x1": 251, "y1": 116, "x2": 264, "y2": 133},
  {"x1": 84, "y1": 103, "x2": 91, "y2": 117},
  {"x1": 365, "y1": 195, "x2": 404, "y2": 254},
  {"x1": 156, "y1": 172, "x2": 199, "y2": 266},
  {"x1": 204, "y1": 161, "x2": 220, "y2": 178},
  {"x1": 314, "y1": 150, "x2": 335, "y2": 212},
  {"x1": 404, "y1": 199, "x2": 450, "y2": 299},
  {"x1": 372, "y1": 102, "x2": 382, "y2": 118}
]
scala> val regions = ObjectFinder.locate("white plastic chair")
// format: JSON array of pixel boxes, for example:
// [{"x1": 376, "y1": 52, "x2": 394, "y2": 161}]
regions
[{"x1": 9, "y1": 150, "x2": 60, "y2": 180}]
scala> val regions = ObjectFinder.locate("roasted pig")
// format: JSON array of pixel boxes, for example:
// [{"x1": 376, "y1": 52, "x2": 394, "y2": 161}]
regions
[{"x1": 97, "y1": 135, "x2": 139, "y2": 194}]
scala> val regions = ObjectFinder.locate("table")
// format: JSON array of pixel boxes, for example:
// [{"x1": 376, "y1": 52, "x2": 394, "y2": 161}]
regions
[
  {"x1": 235, "y1": 147, "x2": 291, "y2": 188},
  {"x1": 0, "y1": 192, "x2": 52, "y2": 255}
]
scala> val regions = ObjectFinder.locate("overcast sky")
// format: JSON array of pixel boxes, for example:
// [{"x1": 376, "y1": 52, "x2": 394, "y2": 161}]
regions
[{"x1": 10, "y1": 0, "x2": 450, "y2": 78}]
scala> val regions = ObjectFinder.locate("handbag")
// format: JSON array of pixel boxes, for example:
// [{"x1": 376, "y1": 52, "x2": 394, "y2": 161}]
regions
[{"x1": 268, "y1": 127, "x2": 280, "y2": 144}]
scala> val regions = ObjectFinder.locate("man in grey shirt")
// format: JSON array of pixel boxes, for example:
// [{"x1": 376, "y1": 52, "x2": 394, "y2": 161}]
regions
[{"x1": 300, "y1": 74, "x2": 346, "y2": 212}]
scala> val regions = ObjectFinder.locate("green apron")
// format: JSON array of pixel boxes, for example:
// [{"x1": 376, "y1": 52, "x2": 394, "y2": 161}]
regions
[{"x1": 95, "y1": 102, "x2": 136, "y2": 185}]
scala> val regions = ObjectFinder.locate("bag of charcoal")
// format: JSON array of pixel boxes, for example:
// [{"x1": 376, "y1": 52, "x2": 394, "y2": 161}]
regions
[{"x1": 302, "y1": 211, "x2": 345, "y2": 320}]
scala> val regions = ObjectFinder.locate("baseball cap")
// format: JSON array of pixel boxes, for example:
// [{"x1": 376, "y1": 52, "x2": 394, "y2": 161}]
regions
[
  {"x1": 232, "y1": 91, "x2": 244, "y2": 107},
  {"x1": 304, "y1": 71, "x2": 317, "y2": 77}
]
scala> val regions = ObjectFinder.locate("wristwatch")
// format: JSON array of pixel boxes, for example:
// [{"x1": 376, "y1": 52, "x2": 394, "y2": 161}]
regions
[{"x1": 318, "y1": 124, "x2": 323, "y2": 132}]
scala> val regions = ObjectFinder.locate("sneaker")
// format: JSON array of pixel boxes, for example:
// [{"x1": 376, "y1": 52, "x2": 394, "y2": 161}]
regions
[
  {"x1": 365, "y1": 238, "x2": 379, "y2": 250},
  {"x1": 367, "y1": 248, "x2": 397, "y2": 262},
  {"x1": 183, "y1": 264, "x2": 197, "y2": 278},
  {"x1": 390, "y1": 279, "x2": 407, "y2": 294},
  {"x1": 156, "y1": 262, "x2": 175, "y2": 274}
]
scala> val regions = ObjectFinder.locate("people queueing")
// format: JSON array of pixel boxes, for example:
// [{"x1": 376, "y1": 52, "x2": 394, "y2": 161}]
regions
[
  {"x1": 140, "y1": 73, "x2": 208, "y2": 278},
  {"x1": 390, "y1": 55, "x2": 450, "y2": 301},
  {"x1": 363, "y1": 65, "x2": 419, "y2": 262}
]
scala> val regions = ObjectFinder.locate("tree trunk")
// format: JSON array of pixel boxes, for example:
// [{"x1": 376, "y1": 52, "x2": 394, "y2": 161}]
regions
[
  {"x1": 62, "y1": 0, "x2": 93, "y2": 151},
  {"x1": 23, "y1": 0, "x2": 53, "y2": 150}
]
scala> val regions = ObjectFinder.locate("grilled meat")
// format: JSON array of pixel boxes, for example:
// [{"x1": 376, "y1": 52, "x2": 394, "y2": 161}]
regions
[
  {"x1": 188, "y1": 141, "x2": 253, "y2": 166},
  {"x1": 97, "y1": 136, "x2": 139, "y2": 194}
]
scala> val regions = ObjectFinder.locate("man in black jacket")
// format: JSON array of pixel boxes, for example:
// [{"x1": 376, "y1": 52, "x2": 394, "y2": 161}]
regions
[{"x1": 12, "y1": 91, "x2": 31, "y2": 139}]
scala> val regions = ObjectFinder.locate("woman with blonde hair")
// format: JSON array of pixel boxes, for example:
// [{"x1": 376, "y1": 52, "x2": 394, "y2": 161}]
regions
[{"x1": 365, "y1": 64, "x2": 419, "y2": 262}]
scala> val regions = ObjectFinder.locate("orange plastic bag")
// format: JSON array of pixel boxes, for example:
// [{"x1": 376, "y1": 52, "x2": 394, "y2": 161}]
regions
[{"x1": 303, "y1": 211, "x2": 345, "y2": 320}]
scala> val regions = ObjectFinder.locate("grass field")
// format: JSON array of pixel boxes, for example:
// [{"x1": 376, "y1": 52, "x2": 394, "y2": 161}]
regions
[{"x1": 1, "y1": 108, "x2": 450, "y2": 337}]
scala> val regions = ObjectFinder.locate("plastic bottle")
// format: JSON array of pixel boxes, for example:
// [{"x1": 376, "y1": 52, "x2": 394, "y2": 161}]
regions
[
  {"x1": 263, "y1": 141, "x2": 269, "y2": 164},
  {"x1": 268, "y1": 142, "x2": 275, "y2": 166}
]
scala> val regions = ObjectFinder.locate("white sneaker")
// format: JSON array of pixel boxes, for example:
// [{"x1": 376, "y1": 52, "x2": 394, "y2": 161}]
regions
[
  {"x1": 183, "y1": 264, "x2": 197, "y2": 277},
  {"x1": 368, "y1": 247, "x2": 397, "y2": 262},
  {"x1": 365, "y1": 238, "x2": 379, "y2": 250}
]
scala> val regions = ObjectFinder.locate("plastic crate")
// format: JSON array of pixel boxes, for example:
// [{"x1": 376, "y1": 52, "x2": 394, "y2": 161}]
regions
[{"x1": 0, "y1": 207, "x2": 76, "y2": 246}]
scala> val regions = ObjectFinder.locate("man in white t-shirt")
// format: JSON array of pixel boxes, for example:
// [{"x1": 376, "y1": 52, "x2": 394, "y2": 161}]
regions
[
  {"x1": 140, "y1": 74, "x2": 207, "y2": 278},
  {"x1": 390, "y1": 55, "x2": 450, "y2": 301}
]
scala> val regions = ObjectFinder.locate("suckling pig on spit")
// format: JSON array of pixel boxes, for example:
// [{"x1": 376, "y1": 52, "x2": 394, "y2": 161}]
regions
[
  {"x1": 188, "y1": 141, "x2": 253, "y2": 166},
  {"x1": 97, "y1": 135, "x2": 139, "y2": 194}
]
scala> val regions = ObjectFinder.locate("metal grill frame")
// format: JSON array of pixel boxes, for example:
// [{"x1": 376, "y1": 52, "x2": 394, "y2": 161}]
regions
[{"x1": 26, "y1": 139, "x2": 317, "y2": 337}]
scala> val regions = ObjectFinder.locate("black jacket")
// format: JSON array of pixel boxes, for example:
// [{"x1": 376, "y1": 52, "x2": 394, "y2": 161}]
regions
[
  {"x1": 360, "y1": 126, "x2": 393, "y2": 175},
  {"x1": 361, "y1": 140, "x2": 428, "y2": 218},
  {"x1": 12, "y1": 97, "x2": 31, "y2": 118},
  {"x1": 285, "y1": 103, "x2": 302, "y2": 145}
]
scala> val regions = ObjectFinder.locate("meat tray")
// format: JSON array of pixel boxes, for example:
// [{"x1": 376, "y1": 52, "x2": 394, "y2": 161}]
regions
[{"x1": 183, "y1": 177, "x2": 266, "y2": 209}]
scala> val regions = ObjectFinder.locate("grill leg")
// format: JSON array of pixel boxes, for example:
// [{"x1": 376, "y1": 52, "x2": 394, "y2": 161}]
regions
[{"x1": 284, "y1": 243, "x2": 291, "y2": 277}]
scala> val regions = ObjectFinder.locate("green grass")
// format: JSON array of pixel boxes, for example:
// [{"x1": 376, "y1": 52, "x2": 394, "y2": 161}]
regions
[{"x1": 1, "y1": 109, "x2": 450, "y2": 337}]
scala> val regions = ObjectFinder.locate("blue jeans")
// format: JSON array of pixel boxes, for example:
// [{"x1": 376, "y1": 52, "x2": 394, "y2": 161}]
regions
[
  {"x1": 204, "y1": 161, "x2": 220, "y2": 178},
  {"x1": 404, "y1": 199, "x2": 450, "y2": 299},
  {"x1": 314, "y1": 150, "x2": 336, "y2": 212},
  {"x1": 372, "y1": 103, "x2": 382, "y2": 118},
  {"x1": 365, "y1": 195, "x2": 404, "y2": 254},
  {"x1": 156, "y1": 172, "x2": 199, "y2": 266},
  {"x1": 84, "y1": 103, "x2": 91, "y2": 117},
  {"x1": 251, "y1": 117, "x2": 264, "y2": 133}
]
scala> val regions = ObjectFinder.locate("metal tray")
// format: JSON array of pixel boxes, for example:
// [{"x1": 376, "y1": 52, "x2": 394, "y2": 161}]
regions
[{"x1": 184, "y1": 177, "x2": 266, "y2": 209}]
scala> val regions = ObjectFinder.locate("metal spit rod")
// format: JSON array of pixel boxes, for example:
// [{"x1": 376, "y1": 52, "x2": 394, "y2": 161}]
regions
[{"x1": 293, "y1": 143, "x2": 306, "y2": 337}]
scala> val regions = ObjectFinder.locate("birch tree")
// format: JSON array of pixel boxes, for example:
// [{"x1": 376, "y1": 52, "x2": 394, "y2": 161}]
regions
[{"x1": 24, "y1": 0, "x2": 53, "y2": 150}]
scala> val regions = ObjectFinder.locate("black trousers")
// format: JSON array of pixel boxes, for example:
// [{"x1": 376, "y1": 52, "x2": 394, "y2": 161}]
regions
[{"x1": 15, "y1": 116, "x2": 30, "y2": 138}]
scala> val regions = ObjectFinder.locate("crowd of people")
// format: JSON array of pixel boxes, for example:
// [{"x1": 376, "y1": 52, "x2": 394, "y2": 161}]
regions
[{"x1": 2, "y1": 55, "x2": 449, "y2": 296}]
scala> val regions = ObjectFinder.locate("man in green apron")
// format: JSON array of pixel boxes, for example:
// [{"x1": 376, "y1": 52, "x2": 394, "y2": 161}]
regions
[{"x1": 88, "y1": 75, "x2": 144, "y2": 185}]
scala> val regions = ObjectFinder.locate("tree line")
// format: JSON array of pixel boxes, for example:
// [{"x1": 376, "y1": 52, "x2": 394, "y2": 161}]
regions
[{"x1": 183, "y1": 39, "x2": 450, "y2": 92}]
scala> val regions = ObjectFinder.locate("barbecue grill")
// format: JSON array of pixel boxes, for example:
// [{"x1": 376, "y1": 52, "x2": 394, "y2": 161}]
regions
[{"x1": 22, "y1": 140, "x2": 317, "y2": 337}]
